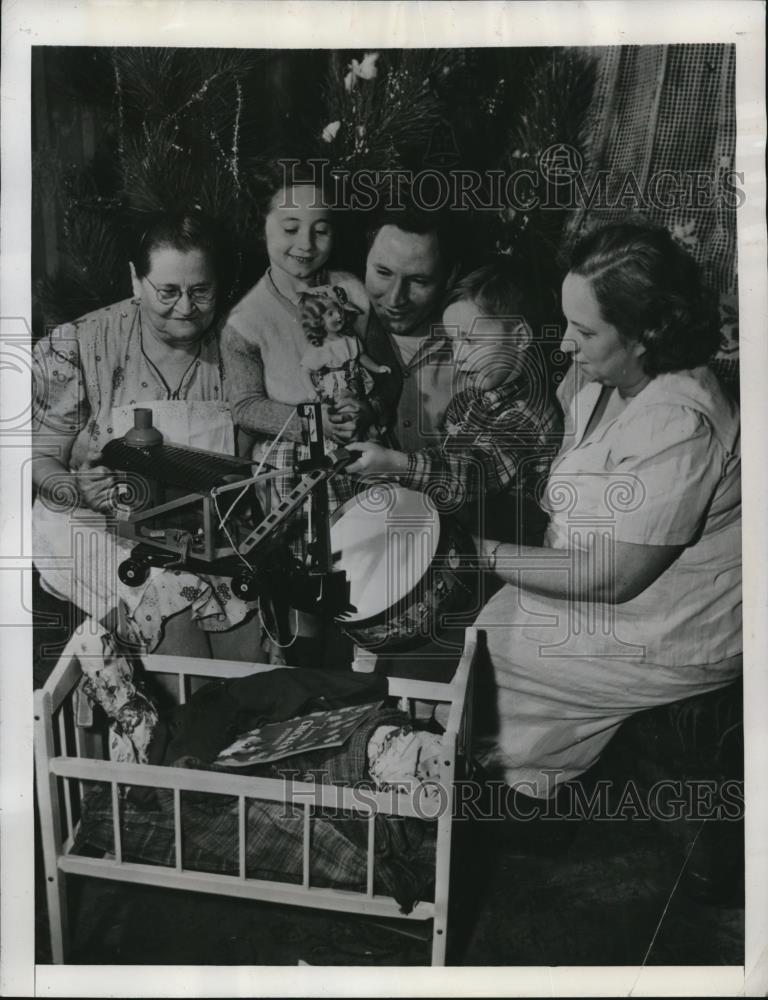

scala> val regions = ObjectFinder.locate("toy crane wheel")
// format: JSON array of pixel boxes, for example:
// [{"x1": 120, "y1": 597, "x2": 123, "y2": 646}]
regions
[
  {"x1": 118, "y1": 556, "x2": 150, "y2": 587},
  {"x1": 231, "y1": 570, "x2": 260, "y2": 602}
]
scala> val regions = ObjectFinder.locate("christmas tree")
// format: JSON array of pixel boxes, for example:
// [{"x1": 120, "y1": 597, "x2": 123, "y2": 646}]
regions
[
  {"x1": 33, "y1": 47, "x2": 318, "y2": 334},
  {"x1": 33, "y1": 46, "x2": 597, "y2": 337}
]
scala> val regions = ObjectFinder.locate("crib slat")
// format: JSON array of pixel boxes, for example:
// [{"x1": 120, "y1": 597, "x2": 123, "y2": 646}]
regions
[
  {"x1": 238, "y1": 796, "x2": 246, "y2": 880},
  {"x1": 73, "y1": 716, "x2": 87, "y2": 804},
  {"x1": 111, "y1": 783, "x2": 122, "y2": 863},
  {"x1": 62, "y1": 776, "x2": 74, "y2": 841},
  {"x1": 366, "y1": 813, "x2": 375, "y2": 897},
  {"x1": 302, "y1": 805, "x2": 311, "y2": 889},
  {"x1": 174, "y1": 788, "x2": 182, "y2": 872},
  {"x1": 57, "y1": 712, "x2": 75, "y2": 836},
  {"x1": 57, "y1": 702, "x2": 68, "y2": 754}
]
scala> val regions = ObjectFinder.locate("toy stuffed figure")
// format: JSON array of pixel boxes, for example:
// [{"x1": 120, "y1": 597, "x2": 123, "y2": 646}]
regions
[{"x1": 299, "y1": 285, "x2": 390, "y2": 405}]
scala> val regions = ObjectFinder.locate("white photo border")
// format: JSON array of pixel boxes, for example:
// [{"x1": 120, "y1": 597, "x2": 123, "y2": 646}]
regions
[{"x1": 1, "y1": 1, "x2": 765, "y2": 996}]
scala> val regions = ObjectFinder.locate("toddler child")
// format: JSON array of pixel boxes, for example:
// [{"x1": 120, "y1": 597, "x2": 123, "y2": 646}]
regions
[{"x1": 346, "y1": 260, "x2": 562, "y2": 545}]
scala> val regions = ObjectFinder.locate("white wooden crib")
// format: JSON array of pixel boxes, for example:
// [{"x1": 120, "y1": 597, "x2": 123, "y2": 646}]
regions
[{"x1": 35, "y1": 627, "x2": 478, "y2": 966}]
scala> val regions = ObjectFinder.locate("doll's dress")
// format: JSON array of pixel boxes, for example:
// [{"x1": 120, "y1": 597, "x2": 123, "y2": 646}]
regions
[{"x1": 301, "y1": 336, "x2": 372, "y2": 402}]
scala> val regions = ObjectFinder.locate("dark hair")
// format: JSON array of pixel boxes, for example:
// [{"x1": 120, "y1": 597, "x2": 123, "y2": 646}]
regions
[
  {"x1": 365, "y1": 203, "x2": 459, "y2": 278},
  {"x1": 254, "y1": 158, "x2": 334, "y2": 228},
  {"x1": 133, "y1": 212, "x2": 230, "y2": 284},
  {"x1": 447, "y1": 256, "x2": 537, "y2": 333},
  {"x1": 569, "y1": 220, "x2": 721, "y2": 376}
]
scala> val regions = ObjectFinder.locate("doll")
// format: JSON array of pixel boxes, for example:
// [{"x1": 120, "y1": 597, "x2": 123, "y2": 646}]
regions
[{"x1": 299, "y1": 285, "x2": 390, "y2": 405}]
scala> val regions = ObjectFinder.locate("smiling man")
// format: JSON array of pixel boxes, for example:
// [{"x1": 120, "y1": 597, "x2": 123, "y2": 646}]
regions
[{"x1": 363, "y1": 208, "x2": 458, "y2": 450}]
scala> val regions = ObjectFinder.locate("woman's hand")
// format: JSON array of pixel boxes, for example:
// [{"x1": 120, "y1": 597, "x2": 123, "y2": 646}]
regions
[
  {"x1": 346, "y1": 441, "x2": 409, "y2": 476},
  {"x1": 74, "y1": 455, "x2": 118, "y2": 512},
  {"x1": 472, "y1": 535, "x2": 503, "y2": 572}
]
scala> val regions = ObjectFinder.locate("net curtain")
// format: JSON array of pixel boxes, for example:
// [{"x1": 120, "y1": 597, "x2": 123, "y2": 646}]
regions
[{"x1": 574, "y1": 44, "x2": 737, "y2": 297}]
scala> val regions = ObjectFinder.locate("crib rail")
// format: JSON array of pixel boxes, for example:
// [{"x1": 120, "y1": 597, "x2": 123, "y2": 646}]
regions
[
  {"x1": 48, "y1": 756, "x2": 448, "y2": 821},
  {"x1": 57, "y1": 856, "x2": 433, "y2": 921},
  {"x1": 35, "y1": 626, "x2": 479, "y2": 965}
]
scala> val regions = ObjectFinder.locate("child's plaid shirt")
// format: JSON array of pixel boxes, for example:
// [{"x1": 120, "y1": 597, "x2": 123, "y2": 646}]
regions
[
  {"x1": 398, "y1": 373, "x2": 563, "y2": 511},
  {"x1": 254, "y1": 369, "x2": 562, "y2": 555}
]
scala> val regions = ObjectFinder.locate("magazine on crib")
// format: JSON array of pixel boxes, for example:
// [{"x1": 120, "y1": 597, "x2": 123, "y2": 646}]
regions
[{"x1": 214, "y1": 701, "x2": 385, "y2": 767}]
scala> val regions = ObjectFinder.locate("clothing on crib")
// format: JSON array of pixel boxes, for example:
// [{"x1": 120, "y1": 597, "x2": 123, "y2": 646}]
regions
[{"x1": 67, "y1": 619, "x2": 160, "y2": 766}]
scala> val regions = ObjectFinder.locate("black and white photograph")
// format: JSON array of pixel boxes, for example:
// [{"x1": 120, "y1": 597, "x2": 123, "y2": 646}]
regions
[{"x1": 1, "y1": 1, "x2": 766, "y2": 996}]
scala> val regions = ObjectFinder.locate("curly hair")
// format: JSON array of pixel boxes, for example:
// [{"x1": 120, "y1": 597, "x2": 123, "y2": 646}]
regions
[
  {"x1": 300, "y1": 294, "x2": 330, "y2": 347},
  {"x1": 569, "y1": 220, "x2": 722, "y2": 376},
  {"x1": 299, "y1": 291, "x2": 353, "y2": 348}
]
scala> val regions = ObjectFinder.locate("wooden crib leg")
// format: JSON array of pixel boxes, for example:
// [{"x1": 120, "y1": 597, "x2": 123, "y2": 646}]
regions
[
  {"x1": 431, "y1": 916, "x2": 448, "y2": 966},
  {"x1": 35, "y1": 689, "x2": 70, "y2": 963},
  {"x1": 431, "y1": 762, "x2": 455, "y2": 965},
  {"x1": 431, "y1": 825, "x2": 450, "y2": 964},
  {"x1": 43, "y1": 869, "x2": 69, "y2": 964}
]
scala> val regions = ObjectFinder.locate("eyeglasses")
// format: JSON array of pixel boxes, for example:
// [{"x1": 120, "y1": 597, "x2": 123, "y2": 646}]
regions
[{"x1": 143, "y1": 275, "x2": 217, "y2": 307}]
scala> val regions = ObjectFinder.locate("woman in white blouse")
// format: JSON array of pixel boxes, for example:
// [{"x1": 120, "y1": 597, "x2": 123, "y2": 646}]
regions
[{"x1": 473, "y1": 220, "x2": 741, "y2": 798}]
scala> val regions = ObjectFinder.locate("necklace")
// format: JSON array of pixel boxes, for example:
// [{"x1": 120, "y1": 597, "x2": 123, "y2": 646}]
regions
[{"x1": 139, "y1": 314, "x2": 202, "y2": 400}]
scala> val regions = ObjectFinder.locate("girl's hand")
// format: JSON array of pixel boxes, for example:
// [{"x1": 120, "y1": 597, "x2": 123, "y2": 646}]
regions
[
  {"x1": 74, "y1": 455, "x2": 118, "y2": 512},
  {"x1": 321, "y1": 401, "x2": 357, "y2": 444},
  {"x1": 346, "y1": 441, "x2": 409, "y2": 476},
  {"x1": 324, "y1": 395, "x2": 374, "y2": 443}
]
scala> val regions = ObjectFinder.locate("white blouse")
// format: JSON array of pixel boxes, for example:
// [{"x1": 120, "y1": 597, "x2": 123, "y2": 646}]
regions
[{"x1": 525, "y1": 365, "x2": 742, "y2": 667}]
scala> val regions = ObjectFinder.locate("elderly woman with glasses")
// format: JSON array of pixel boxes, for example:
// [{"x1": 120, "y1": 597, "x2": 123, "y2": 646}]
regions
[{"x1": 32, "y1": 211, "x2": 264, "y2": 660}]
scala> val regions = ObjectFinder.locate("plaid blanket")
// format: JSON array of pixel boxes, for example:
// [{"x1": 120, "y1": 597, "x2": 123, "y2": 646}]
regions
[{"x1": 74, "y1": 707, "x2": 438, "y2": 913}]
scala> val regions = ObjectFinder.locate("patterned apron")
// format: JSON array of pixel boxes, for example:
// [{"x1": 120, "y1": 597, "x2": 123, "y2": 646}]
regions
[{"x1": 33, "y1": 399, "x2": 256, "y2": 650}]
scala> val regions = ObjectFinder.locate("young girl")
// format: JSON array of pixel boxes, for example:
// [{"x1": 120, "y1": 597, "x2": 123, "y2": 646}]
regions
[
  {"x1": 221, "y1": 163, "x2": 389, "y2": 663},
  {"x1": 222, "y1": 163, "x2": 382, "y2": 452},
  {"x1": 346, "y1": 259, "x2": 563, "y2": 546},
  {"x1": 299, "y1": 284, "x2": 390, "y2": 405}
]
